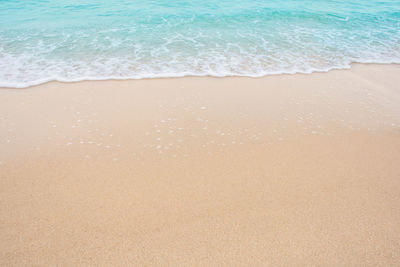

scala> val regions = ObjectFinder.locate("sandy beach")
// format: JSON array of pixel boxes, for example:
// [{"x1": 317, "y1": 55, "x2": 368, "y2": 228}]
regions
[{"x1": 1, "y1": 64, "x2": 400, "y2": 265}]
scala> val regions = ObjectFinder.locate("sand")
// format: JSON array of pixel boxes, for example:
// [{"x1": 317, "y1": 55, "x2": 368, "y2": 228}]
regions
[{"x1": 1, "y1": 64, "x2": 400, "y2": 266}]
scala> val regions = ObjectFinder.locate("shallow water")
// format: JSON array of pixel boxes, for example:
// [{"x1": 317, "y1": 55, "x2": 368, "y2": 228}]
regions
[{"x1": 0, "y1": 0, "x2": 399, "y2": 87}]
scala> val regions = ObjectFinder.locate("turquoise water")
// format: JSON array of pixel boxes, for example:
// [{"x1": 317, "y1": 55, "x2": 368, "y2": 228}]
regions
[{"x1": 0, "y1": 0, "x2": 399, "y2": 87}]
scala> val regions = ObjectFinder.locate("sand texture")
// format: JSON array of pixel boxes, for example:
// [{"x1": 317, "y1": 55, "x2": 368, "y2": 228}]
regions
[{"x1": 1, "y1": 64, "x2": 400, "y2": 266}]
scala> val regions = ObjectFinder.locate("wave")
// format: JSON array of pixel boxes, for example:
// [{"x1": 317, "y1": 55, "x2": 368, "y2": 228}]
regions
[
  {"x1": 1, "y1": 0, "x2": 400, "y2": 88},
  {"x1": 1, "y1": 58, "x2": 399, "y2": 88}
]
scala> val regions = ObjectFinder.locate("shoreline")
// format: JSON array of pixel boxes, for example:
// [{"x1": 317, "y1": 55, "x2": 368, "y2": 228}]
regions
[
  {"x1": 1, "y1": 62, "x2": 399, "y2": 90},
  {"x1": 1, "y1": 64, "x2": 400, "y2": 265}
]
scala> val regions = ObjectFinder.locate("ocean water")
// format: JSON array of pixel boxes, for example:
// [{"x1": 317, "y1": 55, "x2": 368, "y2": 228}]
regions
[{"x1": 0, "y1": 0, "x2": 399, "y2": 88}]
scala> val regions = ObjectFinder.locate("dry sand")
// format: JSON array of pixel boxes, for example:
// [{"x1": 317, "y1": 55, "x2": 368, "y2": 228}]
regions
[{"x1": 1, "y1": 64, "x2": 400, "y2": 266}]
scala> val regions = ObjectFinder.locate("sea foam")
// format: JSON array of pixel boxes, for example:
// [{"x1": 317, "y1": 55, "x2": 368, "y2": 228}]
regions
[{"x1": 0, "y1": 0, "x2": 399, "y2": 88}]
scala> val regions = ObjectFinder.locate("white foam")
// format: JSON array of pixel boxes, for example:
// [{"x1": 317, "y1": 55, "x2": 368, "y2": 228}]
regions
[{"x1": 1, "y1": 36, "x2": 399, "y2": 88}]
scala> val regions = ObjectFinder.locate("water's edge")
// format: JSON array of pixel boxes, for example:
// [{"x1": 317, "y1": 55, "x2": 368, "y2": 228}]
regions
[{"x1": 1, "y1": 62, "x2": 398, "y2": 89}]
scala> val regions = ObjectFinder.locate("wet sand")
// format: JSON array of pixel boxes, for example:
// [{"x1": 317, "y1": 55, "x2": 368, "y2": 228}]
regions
[{"x1": 1, "y1": 64, "x2": 400, "y2": 265}]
